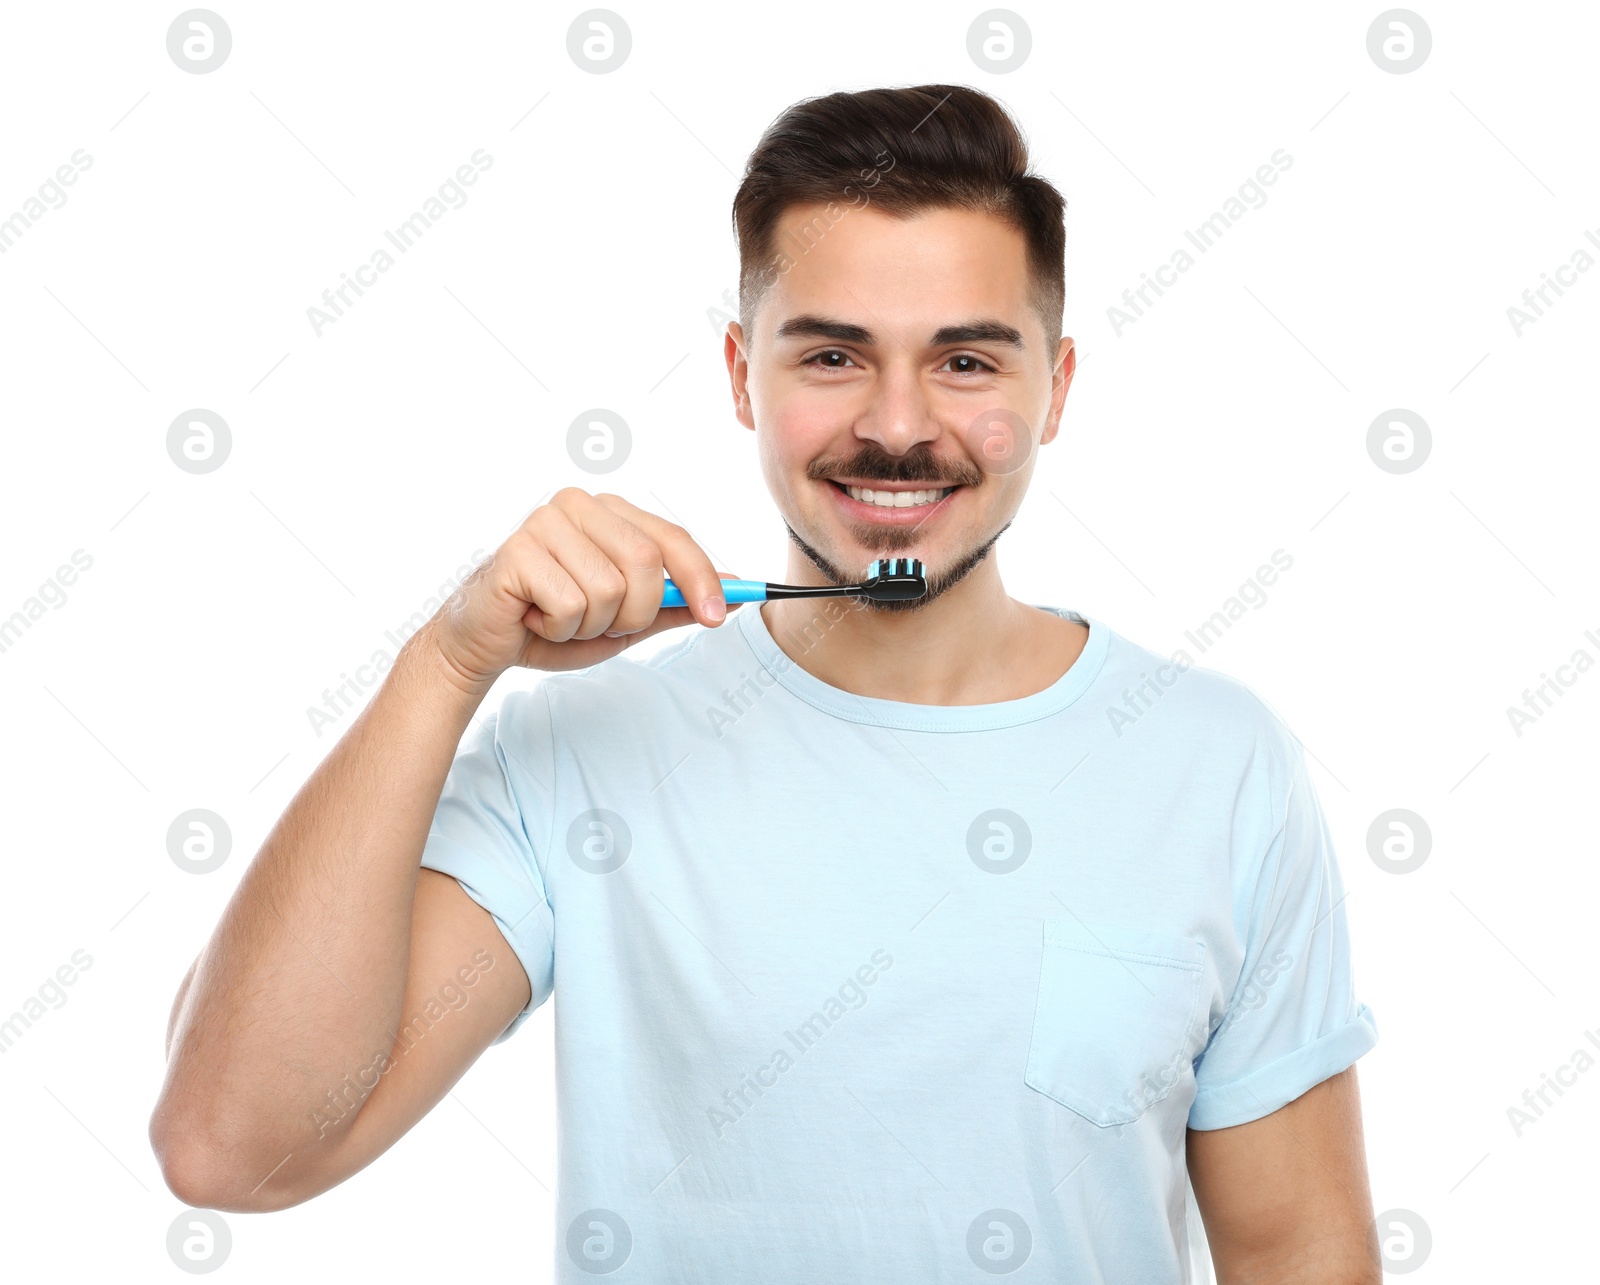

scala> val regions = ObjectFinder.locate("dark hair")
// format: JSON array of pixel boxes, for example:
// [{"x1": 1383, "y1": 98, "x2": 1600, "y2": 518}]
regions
[{"x1": 732, "y1": 84, "x2": 1066, "y2": 355}]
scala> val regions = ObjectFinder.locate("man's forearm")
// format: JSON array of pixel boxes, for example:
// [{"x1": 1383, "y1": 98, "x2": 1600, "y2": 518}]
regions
[{"x1": 150, "y1": 624, "x2": 487, "y2": 1205}]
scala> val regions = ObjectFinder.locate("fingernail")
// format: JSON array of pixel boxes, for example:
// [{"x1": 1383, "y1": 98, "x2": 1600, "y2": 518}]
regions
[
  {"x1": 702, "y1": 598, "x2": 726, "y2": 622},
  {"x1": 604, "y1": 630, "x2": 623, "y2": 637}
]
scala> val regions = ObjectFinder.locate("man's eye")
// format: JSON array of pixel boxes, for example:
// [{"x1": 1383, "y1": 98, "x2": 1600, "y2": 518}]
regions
[
  {"x1": 804, "y1": 350, "x2": 857, "y2": 369},
  {"x1": 944, "y1": 354, "x2": 996, "y2": 375},
  {"x1": 801, "y1": 351, "x2": 995, "y2": 374}
]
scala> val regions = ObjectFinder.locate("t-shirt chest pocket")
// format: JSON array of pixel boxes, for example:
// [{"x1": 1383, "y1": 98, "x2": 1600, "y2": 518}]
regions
[{"x1": 1024, "y1": 918, "x2": 1207, "y2": 1128}]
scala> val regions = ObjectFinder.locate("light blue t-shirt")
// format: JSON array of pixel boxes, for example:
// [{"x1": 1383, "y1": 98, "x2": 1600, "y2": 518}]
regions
[{"x1": 419, "y1": 600, "x2": 1378, "y2": 1282}]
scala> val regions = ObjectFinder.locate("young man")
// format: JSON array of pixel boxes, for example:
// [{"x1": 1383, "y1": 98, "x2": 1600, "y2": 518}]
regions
[{"x1": 152, "y1": 84, "x2": 1380, "y2": 1281}]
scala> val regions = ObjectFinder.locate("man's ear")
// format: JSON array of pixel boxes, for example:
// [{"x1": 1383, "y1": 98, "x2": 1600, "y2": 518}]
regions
[
  {"x1": 726, "y1": 322, "x2": 755, "y2": 431},
  {"x1": 1040, "y1": 336, "x2": 1076, "y2": 446}
]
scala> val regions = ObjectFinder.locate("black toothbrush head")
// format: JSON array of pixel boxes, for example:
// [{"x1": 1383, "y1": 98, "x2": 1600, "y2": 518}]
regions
[{"x1": 859, "y1": 557, "x2": 927, "y2": 601}]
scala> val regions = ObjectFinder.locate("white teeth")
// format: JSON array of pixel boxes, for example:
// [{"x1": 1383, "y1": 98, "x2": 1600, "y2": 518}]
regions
[{"x1": 845, "y1": 485, "x2": 953, "y2": 508}]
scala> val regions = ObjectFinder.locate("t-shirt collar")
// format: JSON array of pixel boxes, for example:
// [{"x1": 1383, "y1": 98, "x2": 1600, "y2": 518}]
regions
[{"x1": 732, "y1": 597, "x2": 1111, "y2": 732}]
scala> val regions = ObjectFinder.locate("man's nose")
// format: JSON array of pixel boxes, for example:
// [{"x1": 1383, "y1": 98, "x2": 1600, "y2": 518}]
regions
[{"x1": 852, "y1": 364, "x2": 941, "y2": 455}]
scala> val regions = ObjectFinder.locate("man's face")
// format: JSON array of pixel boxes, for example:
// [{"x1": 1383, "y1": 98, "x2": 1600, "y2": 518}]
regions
[{"x1": 725, "y1": 202, "x2": 1074, "y2": 604}]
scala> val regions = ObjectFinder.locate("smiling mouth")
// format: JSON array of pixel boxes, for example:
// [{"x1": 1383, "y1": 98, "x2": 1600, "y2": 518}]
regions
[{"x1": 827, "y1": 479, "x2": 961, "y2": 509}]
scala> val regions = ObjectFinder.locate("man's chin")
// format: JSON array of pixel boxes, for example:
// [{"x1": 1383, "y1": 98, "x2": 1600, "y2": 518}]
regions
[
  {"x1": 781, "y1": 517, "x2": 1012, "y2": 609},
  {"x1": 782, "y1": 520, "x2": 922, "y2": 584}
]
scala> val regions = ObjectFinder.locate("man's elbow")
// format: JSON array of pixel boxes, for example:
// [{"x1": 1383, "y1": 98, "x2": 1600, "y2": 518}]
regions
[{"x1": 149, "y1": 1111, "x2": 320, "y2": 1214}]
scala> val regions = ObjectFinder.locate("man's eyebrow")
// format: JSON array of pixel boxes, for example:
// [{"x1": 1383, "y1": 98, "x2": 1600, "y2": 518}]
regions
[
  {"x1": 773, "y1": 315, "x2": 1026, "y2": 350},
  {"x1": 931, "y1": 319, "x2": 1025, "y2": 349},
  {"x1": 774, "y1": 315, "x2": 874, "y2": 345}
]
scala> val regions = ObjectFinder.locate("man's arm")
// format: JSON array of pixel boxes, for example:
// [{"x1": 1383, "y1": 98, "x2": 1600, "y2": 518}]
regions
[
  {"x1": 1186, "y1": 1065, "x2": 1380, "y2": 1285},
  {"x1": 148, "y1": 491, "x2": 732, "y2": 1213},
  {"x1": 148, "y1": 631, "x2": 531, "y2": 1212}
]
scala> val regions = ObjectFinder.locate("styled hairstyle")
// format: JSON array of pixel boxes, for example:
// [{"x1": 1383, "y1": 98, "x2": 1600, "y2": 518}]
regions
[{"x1": 731, "y1": 84, "x2": 1066, "y2": 356}]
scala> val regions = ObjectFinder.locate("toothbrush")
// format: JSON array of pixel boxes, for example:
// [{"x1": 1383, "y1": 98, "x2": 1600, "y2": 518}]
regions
[{"x1": 660, "y1": 557, "x2": 927, "y2": 607}]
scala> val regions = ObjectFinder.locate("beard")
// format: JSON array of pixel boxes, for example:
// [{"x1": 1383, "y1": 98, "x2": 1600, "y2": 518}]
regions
[{"x1": 781, "y1": 516, "x2": 1013, "y2": 614}]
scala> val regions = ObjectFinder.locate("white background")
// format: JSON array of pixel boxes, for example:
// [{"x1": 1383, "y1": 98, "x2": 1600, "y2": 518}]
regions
[{"x1": 2, "y1": 0, "x2": 1595, "y2": 1279}]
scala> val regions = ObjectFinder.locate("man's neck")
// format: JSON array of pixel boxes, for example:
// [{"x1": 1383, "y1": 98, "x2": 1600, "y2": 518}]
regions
[{"x1": 760, "y1": 560, "x2": 1088, "y2": 706}]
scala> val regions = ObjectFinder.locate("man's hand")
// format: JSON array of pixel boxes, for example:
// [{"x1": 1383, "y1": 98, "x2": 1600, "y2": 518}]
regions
[
  {"x1": 427, "y1": 488, "x2": 736, "y2": 691},
  {"x1": 1187, "y1": 1066, "x2": 1381, "y2": 1284}
]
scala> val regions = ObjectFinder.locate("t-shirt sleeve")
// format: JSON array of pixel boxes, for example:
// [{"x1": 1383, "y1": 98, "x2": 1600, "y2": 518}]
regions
[
  {"x1": 418, "y1": 685, "x2": 557, "y2": 1045},
  {"x1": 1188, "y1": 730, "x2": 1378, "y2": 1130}
]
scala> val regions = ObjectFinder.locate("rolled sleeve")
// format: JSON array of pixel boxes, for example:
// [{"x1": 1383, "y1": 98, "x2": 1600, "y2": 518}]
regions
[
  {"x1": 1189, "y1": 735, "x2": 1378, "y2": 1130},
  {"x1": 419, "y1": 686, "x2": 557, "y2": 1044}
]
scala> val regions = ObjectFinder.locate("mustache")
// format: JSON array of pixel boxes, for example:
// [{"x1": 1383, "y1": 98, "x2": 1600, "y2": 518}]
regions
[{"x1": 807, "y1": 444, "x2": 986, "y2": 488}]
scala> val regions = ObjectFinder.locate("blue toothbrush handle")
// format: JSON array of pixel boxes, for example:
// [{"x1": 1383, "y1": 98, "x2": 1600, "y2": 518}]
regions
[{"x1": 660, "y1": 578, "x2": 768, "y2": 608}]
